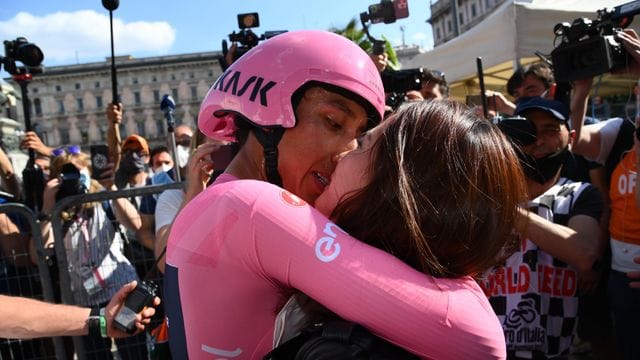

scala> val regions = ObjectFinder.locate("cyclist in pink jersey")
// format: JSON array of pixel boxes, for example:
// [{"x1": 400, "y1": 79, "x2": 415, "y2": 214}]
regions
[{"x1": 166, "y1": 73, "x2": 527, "y2": 360}]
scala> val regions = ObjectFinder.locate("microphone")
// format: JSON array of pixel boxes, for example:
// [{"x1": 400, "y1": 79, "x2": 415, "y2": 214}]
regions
[{"x1": 160, "y1": 94, "x2": 176, "y2": 128}]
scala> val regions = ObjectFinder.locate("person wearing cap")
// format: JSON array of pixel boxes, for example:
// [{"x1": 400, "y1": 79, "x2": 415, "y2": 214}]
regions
[
  {"x1": 112, "y1": 134, "x2": 159, "y2": 282},
  {"x1": 481, "y1": 96, "x2": 603, "y2": 359},
  {"x1": 116, "y1": 134, "x2": 150, "y2": 189}
]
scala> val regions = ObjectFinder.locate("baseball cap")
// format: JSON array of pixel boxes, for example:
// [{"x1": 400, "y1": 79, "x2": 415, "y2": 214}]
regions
[
  {"x1": 122, "y1": 134, "x2": 149, "y2": 155},
  {"x1": 514, "y1": 97, "x2": 569, "y2": 122}
]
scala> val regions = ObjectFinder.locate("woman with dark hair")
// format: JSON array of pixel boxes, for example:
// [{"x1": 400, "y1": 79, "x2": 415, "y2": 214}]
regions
[
  {"x1": 321, "y1": 100, "x2": 523, "y2": 278},
  {"x1": 166, "y1": 100, "x2": 527, "y2": 359}
]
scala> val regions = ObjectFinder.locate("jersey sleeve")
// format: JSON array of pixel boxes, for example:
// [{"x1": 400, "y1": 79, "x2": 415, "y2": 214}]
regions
[
  {"x1": 233, "y1": 181, "x2": 506, "y2": 359},
  {"x1": 570, "y1": 184, "x2": 604, "y2": 222}
]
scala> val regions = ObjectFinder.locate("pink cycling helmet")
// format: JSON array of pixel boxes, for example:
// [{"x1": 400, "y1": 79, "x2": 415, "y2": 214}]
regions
[{"x1": 198, "y1": 30, "x2": 385, "y2": 142}]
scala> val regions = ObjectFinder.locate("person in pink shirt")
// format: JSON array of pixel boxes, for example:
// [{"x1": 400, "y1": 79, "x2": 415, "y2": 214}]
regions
[{"x1": 165, "y1": 30, "x2": 526, "y2": 358}]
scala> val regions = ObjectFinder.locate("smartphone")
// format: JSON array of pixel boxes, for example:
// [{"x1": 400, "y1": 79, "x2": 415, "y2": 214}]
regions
[
  {"x1": 90, "y1": 145, "x2": 110, "y2": 180},
  {"x1": 113, "y1": 281, "x2": 158, "y2": 333}
]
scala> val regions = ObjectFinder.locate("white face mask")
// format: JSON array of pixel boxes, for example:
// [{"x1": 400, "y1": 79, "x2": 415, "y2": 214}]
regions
[
  {"x1": 154, "y1": 163, "x2": 173, "y2": 175},
  {"x1": 79, "y1": 169, "x2": 92, "y2": 190},
  {"x1": 177, "y1": 145, "x2": 190, "y2": 168}
]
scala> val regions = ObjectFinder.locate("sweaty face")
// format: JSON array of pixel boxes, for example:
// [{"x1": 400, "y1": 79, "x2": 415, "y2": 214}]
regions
[
  {"x1": 277, "y1": 87, "x2": 368, "y2": 205},
  {"x1": 315, "y1": 124, "x2": 383, "y2": 217},
  {"x1": 521, "y1": 110, "x2": 570, "y2": 159}
]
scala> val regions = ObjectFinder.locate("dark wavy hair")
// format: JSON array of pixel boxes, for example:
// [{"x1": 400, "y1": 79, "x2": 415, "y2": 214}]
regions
[{"x1": 331, "y1": 100, "x2": 527, "y2": 278}]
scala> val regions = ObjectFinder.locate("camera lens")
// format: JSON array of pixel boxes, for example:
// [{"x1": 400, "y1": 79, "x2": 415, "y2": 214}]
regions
[{"x1": 16, "y1": 42, "x2": 43, "y2": 67}]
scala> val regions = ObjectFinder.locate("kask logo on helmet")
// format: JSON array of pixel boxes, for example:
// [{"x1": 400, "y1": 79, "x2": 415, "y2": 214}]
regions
[{"x1": 212, "y1": 69, "x2": 277, "y2": 107}]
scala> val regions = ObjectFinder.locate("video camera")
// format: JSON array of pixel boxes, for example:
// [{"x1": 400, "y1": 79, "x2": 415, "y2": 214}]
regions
[
  {"x1": 56, "y1": 163, "x2": 88, "y2": 202},
  {"x1": 550, "y1": 0, "x2": 640, "y2": 82},
  {"x1": 1, "y1": 37, "x2": 44, "y2": 75},
  {"x1": 220, "y1": 13, "x2": 286, "y2": 69},
  {"x1": 360, "y1": 0, "x2": 409, "y2": 55}
]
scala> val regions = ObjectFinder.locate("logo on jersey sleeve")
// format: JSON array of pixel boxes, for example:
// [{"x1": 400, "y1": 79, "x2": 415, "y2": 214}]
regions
[
  {"x1": 315, "y1": 222, "x2": 345, "y2": 262},
  {"x1": 280, "y1": 190, "x2": 307, "y2": 207}
]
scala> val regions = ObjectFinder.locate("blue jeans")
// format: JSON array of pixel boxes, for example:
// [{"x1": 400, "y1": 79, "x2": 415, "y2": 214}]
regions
[{"x1": 608, "y1": 269, "x2": 640, "y2": 360}]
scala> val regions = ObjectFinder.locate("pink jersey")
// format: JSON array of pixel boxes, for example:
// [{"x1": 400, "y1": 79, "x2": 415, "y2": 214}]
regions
[{"x1": 165, "y1": 178, "x2": 506, "y2": 359}]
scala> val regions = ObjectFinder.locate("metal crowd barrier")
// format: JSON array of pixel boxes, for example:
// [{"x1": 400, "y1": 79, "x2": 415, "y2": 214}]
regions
[{"x1": 0, "y1": 183, "x2": 182, "y2": 360}]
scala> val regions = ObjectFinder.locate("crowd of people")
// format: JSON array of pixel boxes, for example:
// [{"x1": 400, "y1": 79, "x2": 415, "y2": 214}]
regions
[{"x1": 0, "y1": 23, "x2": 638, "y2": 360}]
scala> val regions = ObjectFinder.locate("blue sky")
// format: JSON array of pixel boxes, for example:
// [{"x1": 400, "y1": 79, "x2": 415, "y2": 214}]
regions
[{"x1": 0, "y1": 0, "x2": 432, "y2": 77}]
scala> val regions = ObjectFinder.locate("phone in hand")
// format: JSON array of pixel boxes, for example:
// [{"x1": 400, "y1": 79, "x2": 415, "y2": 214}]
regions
[
  {"x1": 90, "y1": 145, "x2": 110, "y2": 180},
  {"x1": 114, "y1": 281, "x2": 158, "y2": 333}
]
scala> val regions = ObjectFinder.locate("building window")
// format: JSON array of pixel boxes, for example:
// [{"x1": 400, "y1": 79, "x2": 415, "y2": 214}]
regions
[
  {"x1": 56, "y1": 85, "x2": 62, "y2": 92},
  {"x1": 58, "y1": 100, "x2": 65, "y2": 114},
  {"x1": 77, "y1": 98, "x2": 84, "y2": 111},
  {"x1": 33, "y1": 98, "x2": 42, "y2": 116},
  {"x1": 172, "y1": 88, "x2": 179, "y2": 103},
  {"x1": 436, "y1": 28, "x2": 441, "y2": 40},
  {"x1": 191, "y1": 86, "x2": 198, "y2": 100},
  {"x1": 80, "y1": 127, "x2": 89, "y2": 144},
  {"x1": 459, "y1": 13, "x2": 464, "y2": 24},
  {"x1": 99, "y1": 125, "x2": 107, "y2": 141},
  {"x1": 189, "y1": 72, "x2": 194, "y2": 79},
  {"x1": 152, "y1": 76, "x2": 157, "y2": 82},
  {"x1": 153, "y1": 90, "x2": 160, "y2": 103},
  {"x1": 32, "y1": 87, "x2": 38, "y2": 93},
  {"x1": 136, "y1": 121, "x2": 145, "y2": 137},
  {"x1": 75, "y1": 83, "x2": 81, "y2": 90},
  {"x1": 156, "y1": 119, "x2": 166, "y2": 137},
  {"x1": 471, "y1": 3, "x2": 477, "y2": 17},
  {"x1": 447, "y1": 20, "x2": 453, "y2": 32},
  {"x1": 95, "y1": 81, "x2": 101, "y2": 88},
  {"x1": 132, "y1": 77, "x2": 138, "y2": 85},
  {"x1": 59, "y1": 128, "x2": 70, "y2": 144},
  {"x1": 485, "y1": 0, "x2": 492, "y2": 9},
  {"x1": 134, "y1": 92, "x2": 141, "y2": 105},
  {"x1": 96, "y1": 96, "x2": 103, "y2": 109},
  {"x1": 208, "y1": 70, "x2": 214, "y2": 77},
  {"x1": 171, "y1": 74, "x2": 176, "y2": 81}
]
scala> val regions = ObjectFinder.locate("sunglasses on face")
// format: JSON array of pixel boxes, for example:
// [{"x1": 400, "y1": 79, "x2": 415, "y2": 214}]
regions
[{"x1": 51, "y1": 145, "x2": 81, "y2": 157}]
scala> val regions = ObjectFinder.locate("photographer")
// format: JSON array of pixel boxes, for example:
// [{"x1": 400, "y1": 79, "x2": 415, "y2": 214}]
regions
[{"x1": 37, "y1": 151, "x2": 147, "y2": 359}]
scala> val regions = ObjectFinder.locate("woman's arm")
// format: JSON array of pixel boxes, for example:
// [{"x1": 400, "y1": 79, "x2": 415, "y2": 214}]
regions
[{"x1": 170, "y1": 181, "x2": 506, "y2": 359}]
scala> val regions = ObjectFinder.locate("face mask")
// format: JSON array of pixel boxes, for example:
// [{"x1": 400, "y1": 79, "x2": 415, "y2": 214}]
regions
[
  {"x1": 154, "y1": 163, "x2": 172, "y2": 175},
  {"x1": 79, "y1": 169, "x2": 92, "y2": 191},
  {"x1": 177, "y1": 145, "x2": 190, "y2": 168},
  {"x1": 115, "y1": 151, "x2": 147, "y2": 189},
  {"x1": 519, "y1": 146, "x2": 570, "y2": 184},
  {"x1": 119, "y1": 151, "x2": 147, "y2": 174}
]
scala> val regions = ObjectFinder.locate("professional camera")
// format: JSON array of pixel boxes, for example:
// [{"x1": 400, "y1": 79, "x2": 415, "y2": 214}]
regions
[
  {"x1": 382, "y1": 68, "x2": 424, "y2": 93},
  {"x1": 381, "y1": 68, "x2": 424, "y2": 110},
  {"x1": 56, "y1": 163, "x2": 88, "y2": 202},
  {"x1": 550, "y1": 0, "x2": 640, "y2": 82},
  {"x1": 360, "y1": 0, "x2": 409, "y2": 55},
  {"x1": 220, "y1": 13, "x2": 286, "y2": 69},
  {"x1": 1, "y1": 37, "x2": 44, "y2": 75}
]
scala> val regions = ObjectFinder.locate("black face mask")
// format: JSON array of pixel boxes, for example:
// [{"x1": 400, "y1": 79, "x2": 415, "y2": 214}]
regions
[
  {"x1": 519, "y1": 146, "x2": 570, "y2": 184},
  {"x1": 115, "y1": 151, "x2": 147, "y2": 188}
]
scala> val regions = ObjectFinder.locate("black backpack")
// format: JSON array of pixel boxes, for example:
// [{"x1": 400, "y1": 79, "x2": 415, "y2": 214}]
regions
[{"x1": 264, "y1": 321, "x2": 419, "y2": 360}]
